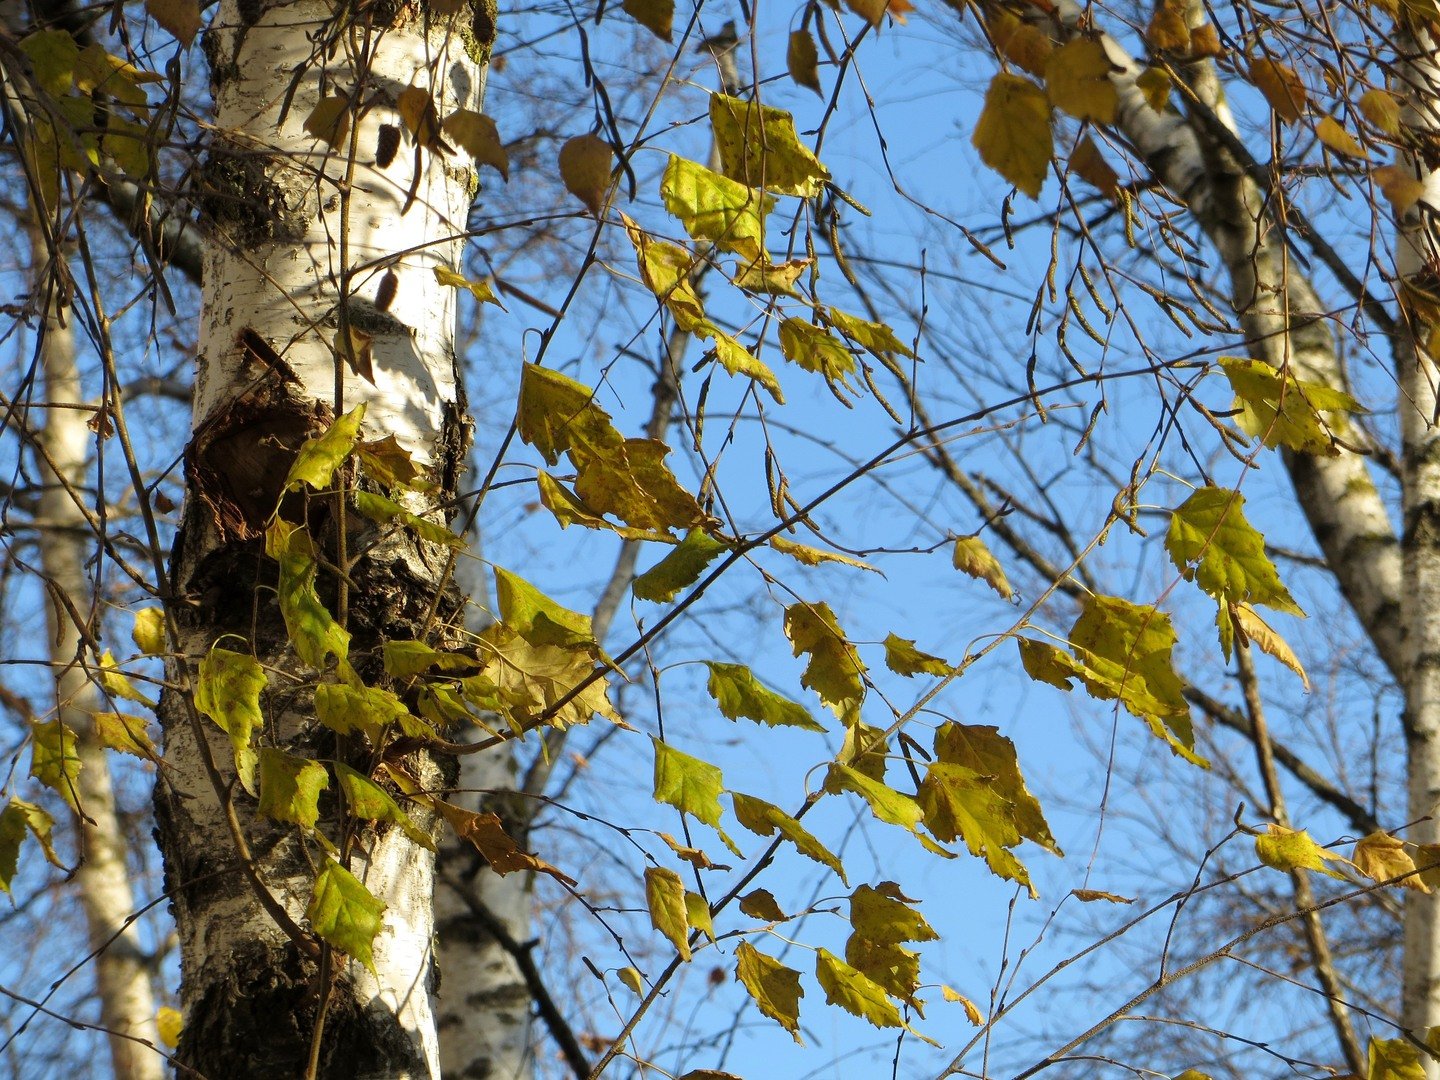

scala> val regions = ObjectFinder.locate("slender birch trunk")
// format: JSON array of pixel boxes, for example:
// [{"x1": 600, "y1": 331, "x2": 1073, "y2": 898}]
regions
[
  {"x1": 31, "y1": 222, "x2": 165, "y2": 1080},
  {"x1": 155, "y1": 2, "x2": 491, "y2": 1075},
  {"x1": 1392, "y1": 28, "x2": 1440, "y2": 1070}
]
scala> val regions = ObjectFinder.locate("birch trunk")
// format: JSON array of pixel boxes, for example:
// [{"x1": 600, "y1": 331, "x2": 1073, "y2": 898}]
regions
[
  {"x1": 1394, "y1": 29, "x2": 1440, "y2": 1071},
  {"x1": 31, "y1": 225, "x2": 165, "y2": 1080},
  {"x1": 154, "y1": 2, "x2": 491, "y2": 1075}
]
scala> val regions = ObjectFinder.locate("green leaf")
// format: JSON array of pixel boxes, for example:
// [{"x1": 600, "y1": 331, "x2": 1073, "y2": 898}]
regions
[
  {"x1": 1255, "y1": 824, "x2": 1349, "y2": 880},
  {"x1": 434, "y1": 265, "x2": 503, "y2": 307},
  {"x1": 633, "y1": 529, "x2": 727, "y2": 603},
  {"x1": 708, "y1": 331, "x2": 785, "y2": 404},
  {"x1": 353, "y1": 491, "x2": 465, "y2": 548},
  {"x1": 98, "y1": 649, "x2": 156, "y2": 706},
  {"x1": 495, "y1": 566, "x2": 597, "y2": 652},
  {"x1": 644, "y1": 866, "x2": 691, "y2": 960},
  {"x1": 784, "y1": 601, "x2": 866, "y2": 724},
  {"x1": 824, "y1": 764, "x2": 924, "y2": 832},
  {"x1": 0, "y1": 799, "x2": 61, "y2": 895},
  {"x1": 972, "y1": 73, "x2": 1052, "y2": 199},
  {"x1": 307, "y1": 858, "x2": 385, "y2": 974},
  {"x1": 710, "y1": 95, "x2": 830, "y2": 197},
  {"x1": 28, "y1": 719, "x2": 80, "y2": 810},
  {"x1": 131, "y1": 608, "x2": 166, "y2": 656},
  {"x1": 882, "y1": 633, "x2": 951, "y2": 677},
  {"x1": 685, "y1": 891, "x2": 715, "y2": 941},
  {"x1": 257, "y1": 749, "x2": 329, "y2": 828},
  {"x1": 952, "y1": 536, "x2": 1013, "y2": 599},
  {"x1": 660, "y1": 155, "x2": 773, "y2": 263},
  {"x1": 92, "y1": 711, "x2": 158, "y2": 760},
  {"x1": 267, "y1": 521, "x2": 352, "y2": 674},
  {"x1": 1219, "y1": 357, "x2": 1365, "y2": 456},
  {"x1": 732, "y1": 792, "x2": 847, "y2": 883},
  {"x1": 380, "y1": 640, "x2": 476, "y2": 678},
  {"x1": 735, "y1": 941, "x2": 804, "y2": 1043},
  {"x1": 315, "y1": 682, "x2": 411, "y2": 739},
  {"x1": 814, "y1": 947, "x2": 903, "y2": 1029},
  {"x1": 779, "y1": 318, "x2": 858, "y2": 393},
  {"x1": 829, "y1": 308, "x2": 915, "y2": 359},
  {"x1": 335, "y1": 763, "x2": 434, "y2": 849},
  {"x1": 285, "y1": 404, "x2": 366, "y2": 491},
  {"x1": 19, "y1": 30, "x2": 79, "y2": 97},
  {"x1": 1166, "y1": 487, "x2": 1304, "y2": 620},
  {"x1": 653, "y1": 737, "x2": 730, "y2": 835},
  {"x1": 1368, "y1": 1037, "x2": 1425, "y2": 1080},
  {"x1": 705, "y1": 663, "x2": 824, "y2": 732},
  {"x1": 195, "y1": 646, "x2": 266, "y2": 794}
]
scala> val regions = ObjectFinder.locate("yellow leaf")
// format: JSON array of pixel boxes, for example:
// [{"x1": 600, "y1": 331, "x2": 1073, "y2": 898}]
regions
[
  {"x1": 652, "y1": 737, "x2": 740, "y2": 854},
  {"x1": 1145, "y1": 0, "x2": 1190, "y2": 52},
  {"x1": 708, "y1": 331, "x2": 785, "y2": 403},
  {"x1": 883, "y1": 633, "x2": 951, "y2": 677},
  {"x1": 432, "y1": 799, "x2": 577, "y2": 884},
  {"x1": 1255, "y1": 823, "x2": 1349, "y2": 879},
  {"x1": 194, "y1": 647, "x2": 265, "y2": 794},
  {"x1": 657, "y1": 832, "x2": 714, "y2": 870},
  {"x1": 1231, "y1": 603, "x2": 1310, "y2": 690},
  {"x1": 972, "y1": 73, "x2": 1052, "y2": 199},
  {"x1": 1136, "y1": 67, "x2": 1172, "y2": 111},
  {"x1": 731, "y1": 791, "x2": 845, "y2": 881},
  {"x1": 659, "y1": 155, "x2": 772, "y2": 263},
  {"x1": 440, "y1": 111, "x2": 509, "y2": 179},
  {"x1": 779, "y1": 318, "x2": 858, "y2": 393},
  {"x1": 621, "y1": 213, "x2": 708, "y2": 330},
  {"x1": 986, "y1": 9, "x2": 1051, "y2": 78},
  {"x1": 1165, "y1": 487, "x2": 1303, "y2": 617},
  {"x1": 769, "y1": 535, "x2": 877, "y2": 572},
  {"x1": 844, "y1": 0, "x2": 913, "y2": 25},
  {"x1": 617, "y1": 966, "x2": 644, "y2": 994},
  {"x1": 304, "y1": 97, "x2": 351, "y2": 149},
  {"x1": 1353, "y1": 830, "x2": 1427, "y2": 891},
  {"x1": 97, "y1": 648, "x2": 155, "y2": 707},
  {"x1": 132, "y1": 607, "x2": 166, "y2": 656},
  {"x1": 623, "y1": 0, "x2": 673, "y2": 41},
  {"x1": 787, "y1": 30, "x2": 822, "y2": 95},
  {"x1": 739, "y1": 888, "x2": 787, "y2": 921},
  {"x1": 733, "y1": 257, "x2": 810, "y2": 297},
  {"x1": 952, "y1": 535, "x2": 1013, "y2": 599},
  {"x1": 685, "y1": 892, "x2": 715, "y2": 941},
  {"x1": 644, "y1": 866, "x2": 692, "y2": 959},
  {"x1": 634, "y1": 529, "x2": 728, "y2": 603},
  {"x1": 19, "y1": 30, "x2": 79, "y2": 98},
  {"x1": 785, "y1": 601, "x2": 866, "y2": 723},
  {"x1": 1376, "y1": 164, "x2": 1426, "y2": 215},
  {"x1": 155, "y1": 1006, "x2": 183, "y2": 1048},
  {"x1": 396, "y1": 86, "x2": 452, "y2": 153},
  {"x1": 559, "y1": 133, "x2": 613, "y2": 213},
  {"x1": 0, "y1": 799, "x2": 61, "y2": 894},
  {"x1": 942, "y1": 985, "x2": 983, "y2": 1025},
  {"x1": 1072, "y1": 888, "x2": 1134, "y2": 903},
  {"x1": 285, "y1": 404, "x2": 366, "y2": 492},
  {"x1": 1368, "y1": 1037, "x2": 1425, "y2": 1080},
  {"x1": 1071, "y1": 135, "x2": 1120, "y2": 200},
  {"x1": 1316, "y1": 116, "x2": 1366, "y2": 158},
  {"x1": 709, "y1": 94, "x2": 830, "y2": 197},
  {"x1": 735, "y1": 942, "x2": 804, "y2": 1042},
  {"x1": 92, "y1": 711, "x2": 158, "y2": 761},
  {"x1": 434, "y1": 265, "x2": 503, "y2": 307},
  {"x1": 1219, "y1": 356, "x2": 1365, "y2": 456},
  {"x1": 335, "y1": 762, "x2": 434, "y2": 849},
  {"x1": 1249, "y1": 58, "x2": 1307, "y2": 123},
  {"x1": 1359, "y1": 89, "x2": 1401, "y2": 135},
  {"x1": 1045, "y1": 39, "x2": 1117, "y2": 124},
  {"x1": 145, "y1": 0, "x2": 201, "y2": 44}
]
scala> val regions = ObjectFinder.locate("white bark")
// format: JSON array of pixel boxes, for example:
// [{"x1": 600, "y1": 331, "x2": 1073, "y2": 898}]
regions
[
  {"x1": 1046, "y1": 2, "x2": 1405, "y2": 676},
  {"x1": 1393, "y1": 28, "x2": 1440, "y2": 1070},
  {"x1": 31, "y1": 226, "x2": 165, "y2": 1080},
  {"x1": 156, "y1": 2, "x2": 490, "y2": 1075}
]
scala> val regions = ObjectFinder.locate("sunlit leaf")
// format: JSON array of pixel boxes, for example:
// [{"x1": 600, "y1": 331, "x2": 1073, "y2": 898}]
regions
[
  {"x1": 986, "y1": 9, "x2": 1051, "y2": 77},
  {"x1": 1359, "y1": 89, "x2": 1401, "y2": 135},
  {"x1": 653, "y1": 738, "x2": 736, "y2": 852},
  {"x1": 434, "y1": 265, "x2": 503, "y2": 307},
  {"x1": 645, "y1": 867, "x2": 692, "y2": 959},
  {"x1": 155, "y1": 1006, "x2": 182, "y2": 1049},
  {"x1": 441, "y1": 110, "x2": 510, "y2": 179},
  {"x1": 814, "y1": 948, "x2": 903, "y2": 1029},
  {"x1": 972, "y1": 73, "x2": 1052, "y2": 199},
  {"x1": 1070, "y1": 135, "x2": 1120, "y2": 200},
  {"x1": 660, "y1": 155, "x2": 772, "y2": 264},
  {"x1": 315, "y1": 682, "x2": 410, "y2": 739},
  {"x1": 883, "y1": 633, "x2": 951, "y2": 677},
  {"x1": 706, "y1": 663, "x2": 825, "y2": 732},
  {"x1": 787, "y1": 30, "x2": 822, "y2": 94},
  {"x1": 92, "y1": 711, "x2": 158, "y2": 761},
  {"x1": 1220, "y1": 357, "x2": 1365, "y2": 456},
  {"x1": 708, "y1": 331, "x2": 785, "y2": 403},
  {"x1": 733, "y1": 258, "x2": 810, "y2": 297},
  {"x1": 784, "y1": 601, "x2": 866, "y2": 723},
  {"x1": 98, "y1": 649, "x2": 155, "y2": 707},
  {"x1": 824, "y1": 764, "x2": 925, "y2": 832},
  {"x1": 735, "y1": 941, "x2": 804, "y2": 1042},
  {"x1": 267, "y1": 521, "x2": 352, "y2": 674},
  {"x1": 952, "y1": 535, "x2": 1013, "y2": 599},
  {"x1": 356, "y1": 434, "x2": 430, "y2": 491},
  {"x1": 1073, "y1": 888, "x2": 1134, "y2": 903},
  {"x1": 1249, "y1": 58, "x2": 1307, "y2": 123},
  {"x1": 731, "y1": 791, "x2": 846, "y2": 881},
  {"x1": 495, "y1": 566, "x2": 596, "y2": 652},
  {"x1": 307, "y1": 858, "x2": 385, "y2": 974},
  {"x1": 634, "y1": 529, "x2": 727, "y2": 603},
  {"x1": 829, "y1": 308, "x2": 916, "y2": 360},
  {"x1": 709, "y1": 94, "x2": 830, "y2": 197},
  {"x1": 1375, "y1": 165, "x2": 1427, "y2": 215},
  {"x1": 685, "y1": 892, "x2": 715, "y2": 941},
  {"x1": 1136, "y1": 67, "x2": 1172, "y2": 111},
  {"x1": 19, "y1": 30, "x2": 79, "y2": 97},
  {"x1": 397, "y1": 86, "x2": 453, "y2": 153},
  {"x1": 432, "y1": 799, "x2": 578, "y2": 884},
  {"x1": 132, "y1": 608, "x2": 166, "y2": 656},
  {"x1": 769, "y1": 535, "x2": 877, "y2": 572},
  {"x1": 623, "y1": 0, "x2": 673, "y2": 40},
  {"x1": 1045, "y1": 39, "x2": 1117, "y2": 124},
  {"x1": 194, "y1": 647, "x2": 265, "y2": 794},
  {"x1": 335, "y1": 762, "x2": 434, "y2": 849},
  {"x1": 1255, "y1": 823, "x2": 1349, "y2": 880},
  {"x1": 779, "y1": 318, "x2": 858, "y2": 393},
  {"x1": 1231, "y1": 603, "x2": 1310, "y2": 689},
  {"x1": 739, "y1": 888, "x2": 787, "y2": 921},
  {"x1": 1166, "y1": 487, "x2": 1303, "y2": 617},
  {"x1": 257, "y1": 749, "x2": 328, "y2": 828},
  {"x1": 0, "y1": 799, "x2": 61, "y2": 894},
  {"x1": 286, "y1": 404, "x2": 365, "y2": 492},
  {"x1": 1368, "y1": 1037, "x2": 1425, "y2": 1080},
  {"x1": 942, "y1": 985, "x2": 984, "y2": 1025},
  {"x1": 1354, "y1": 830, "x2": 1427, "y2": 891},
  {"x1": 1316, "y1": 116, "x2": 1366, "y2": 158},
  {"x1": 621, "y1": 213, "x2": 707, "y2": 330}
]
